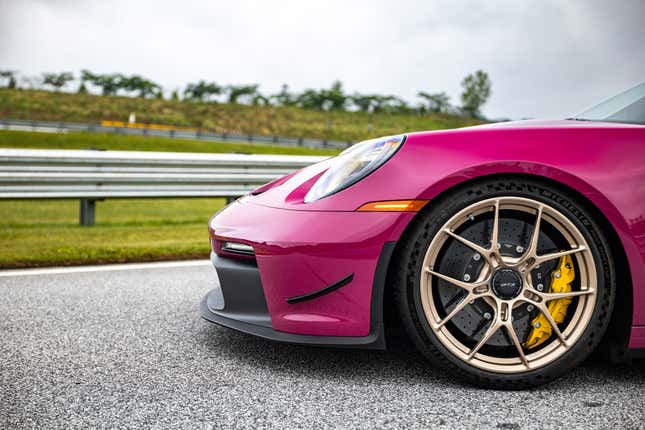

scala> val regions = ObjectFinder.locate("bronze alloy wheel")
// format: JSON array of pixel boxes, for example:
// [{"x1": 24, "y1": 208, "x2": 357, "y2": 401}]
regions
[
  {"x1": 420, "y1": 196, "x2": 596, "y2": 373},
  {"x1": 393, "y1": 178, "x2": 615, "y2": 389}
]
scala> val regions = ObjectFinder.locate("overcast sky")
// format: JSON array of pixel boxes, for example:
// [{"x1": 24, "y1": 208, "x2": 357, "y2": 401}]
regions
[{"x1": 1, "y1": 0, "x2": 644, "y2": 119}]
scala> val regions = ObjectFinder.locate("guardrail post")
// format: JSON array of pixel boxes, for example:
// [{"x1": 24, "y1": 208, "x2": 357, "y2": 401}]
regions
[{"x1": 79, "y1": 199, "x2": 96, "y2": 226}]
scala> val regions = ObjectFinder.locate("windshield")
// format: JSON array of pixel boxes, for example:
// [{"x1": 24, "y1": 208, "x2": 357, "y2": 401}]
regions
[{"x1": 571, "y1": 81, "x2": 645, "y2": 125}]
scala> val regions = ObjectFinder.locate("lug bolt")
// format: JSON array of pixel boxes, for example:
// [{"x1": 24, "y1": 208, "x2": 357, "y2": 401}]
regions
[
  {"x1": 483, "y1": 312, "x2": 492, "y2": 320},
  {"x1": 554, "y1": 272, "x2": 562, "y2": 279},
  {"x1": 473, "y1": 253, "x2": 481, "y2": 261},
  {"x1": 468, "y1": 214, "x2": 475, "y2": 221},
  {"x1": 536, "y1": 283, "x2": 544, "y2": 291},
  {"x1": 527, "y1": 305, "x2": 534, "y2": 312},
  {"x1": 516, "y1": 245, "x2": 524, "y2": 253},
  {"x1": 497, "y1": 243, "x2": 502, "y2": 249},
  {"x1": 534, "y1": 322, "x2": 541, "y2": 328},
  {"x1": 463, "y1": 274, "x2": 471, "y2": 281},
  {"x1": 470, "y1": 300, "x2": 475, "y2": 305}
]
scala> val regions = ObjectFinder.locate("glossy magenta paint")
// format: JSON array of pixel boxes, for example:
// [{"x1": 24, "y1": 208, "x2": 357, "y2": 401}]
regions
[
  {"x1": 211, "y1": 202, "x2": 414, "y2": 336},
  {"x1": 210, "y1": 119, "x2": 645, "y2": 347}
]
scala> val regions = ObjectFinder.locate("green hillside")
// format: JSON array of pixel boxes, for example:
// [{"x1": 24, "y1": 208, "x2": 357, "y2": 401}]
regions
[{"x1": 0, "y1": 89, "x2": 481, "y2": 143}]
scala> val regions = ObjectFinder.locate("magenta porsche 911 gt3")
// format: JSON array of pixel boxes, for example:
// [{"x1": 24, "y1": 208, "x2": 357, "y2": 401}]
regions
[{"x1": 202, "y1": 82, "x2": 645, "y2": 388}]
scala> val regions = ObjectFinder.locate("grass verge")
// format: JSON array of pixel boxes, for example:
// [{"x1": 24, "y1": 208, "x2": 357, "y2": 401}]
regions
[
  {"x1": 0, "y1": 130, "x2": 340, "y2": 156},
  {"x1": 0, "y1": 198, "x2": 224, "y2": 268}
]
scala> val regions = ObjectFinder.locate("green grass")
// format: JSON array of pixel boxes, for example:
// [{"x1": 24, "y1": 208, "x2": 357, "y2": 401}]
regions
[
  {"x1": 0, "y1": 199, "x2": 224, "y2": 268},
  {"x1": 0, "y1": 89, "x2": 482, "y2": 142},
  {"x1": 0, "y1": 130, "x2": 340, "y2": 156}
]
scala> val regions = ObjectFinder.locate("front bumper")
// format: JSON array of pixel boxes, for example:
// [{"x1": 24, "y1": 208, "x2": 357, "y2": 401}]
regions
[
  {"x1": 201, "y1": 199, "x2": 414, "y2": 347},
  {"x1": 201, "y1": 246, "x2": 394, "y2": 349}
]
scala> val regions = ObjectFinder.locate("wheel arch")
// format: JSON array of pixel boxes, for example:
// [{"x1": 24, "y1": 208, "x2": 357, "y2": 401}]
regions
[{"x1": 383, "y1": 169, "x2": 634, "y2": 358}]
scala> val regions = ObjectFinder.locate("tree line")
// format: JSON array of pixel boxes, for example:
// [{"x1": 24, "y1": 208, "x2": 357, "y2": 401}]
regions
[{"x1": 0, "y1": 69, "x2": 492, "y2": 118}]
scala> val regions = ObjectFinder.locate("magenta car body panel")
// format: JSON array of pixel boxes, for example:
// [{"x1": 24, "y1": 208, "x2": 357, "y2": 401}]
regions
[
  {"x1": 210, "y1": 204, "x2": 414, "y2": 336},
  {"x1": 203, "y1": 119, "x2": 645, "y2": 352}
]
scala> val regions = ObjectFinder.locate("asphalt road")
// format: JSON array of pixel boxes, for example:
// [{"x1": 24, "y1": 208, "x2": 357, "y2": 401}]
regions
[{"x1": 1, "y1": 262, "x2": 644, "y2": 429}]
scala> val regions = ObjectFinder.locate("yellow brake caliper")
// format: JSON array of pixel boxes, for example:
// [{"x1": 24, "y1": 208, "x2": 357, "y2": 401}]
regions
[{"x1": 524, "y1": 255, "x2": 575, "y2": 349}]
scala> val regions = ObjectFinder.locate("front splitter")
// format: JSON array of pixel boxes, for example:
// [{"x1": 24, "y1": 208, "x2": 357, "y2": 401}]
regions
[{"x1": 200, "y1": 289, "x2": 385, "y2": 349}]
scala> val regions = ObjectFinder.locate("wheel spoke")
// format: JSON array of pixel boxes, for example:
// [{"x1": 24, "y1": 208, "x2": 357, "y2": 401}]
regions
[
  {"x1": 442, "y1": 228, "x2": 491, "y2": 258},
  {"x1": 524, "y1": 204, "x2": 543, "y2": 260},
  {"x1": 489, "y1": 199, "x2": 501, "y2": 258},
  {"x1": 539, "y1": 304, "x2": 568, "y2": 346},
  {"x1": 505, "y1": 323, "x2": 529, "y2": 368},
  {"x1": 425, "y1": 267, "x2": 482, "y2": 292},
  {"x1": 433, "y1": 293, "x2": 473, "y2": 329},
  {"x1": 534, "y1": 246, "x2": 586, "y2": 266},
  {"x1": 467, "y1": 316, "x2": 501, "y2": 360},
  {"x1": 540, "y1": 289, "x2": 594, "y2": 302}
]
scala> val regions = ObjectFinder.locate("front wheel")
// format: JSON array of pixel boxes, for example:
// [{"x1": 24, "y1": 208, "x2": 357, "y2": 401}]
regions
[{"x1": 393, "y1": 177, "x2": 615, "y2": 389}]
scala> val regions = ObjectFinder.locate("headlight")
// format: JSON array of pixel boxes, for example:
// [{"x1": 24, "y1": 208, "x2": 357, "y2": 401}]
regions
[{"x1": 304, "y1": 135, "x2": 405, "y2": 202}]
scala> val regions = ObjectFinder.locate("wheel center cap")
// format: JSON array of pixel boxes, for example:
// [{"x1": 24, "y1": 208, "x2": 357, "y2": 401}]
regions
[{"x1": 491, "y1": 269, "x2": 523, "y2": 300}]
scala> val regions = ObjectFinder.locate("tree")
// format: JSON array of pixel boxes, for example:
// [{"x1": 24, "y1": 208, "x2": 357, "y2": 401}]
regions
[
  {"x1": 81, "y1": 70, "x2": 123, "y2": 96},
  {"x1": 320, "y1": 80, "x2": 347, "y2": 111},
  {"x1": 251, "y1": 93, "x2": 270, "y2": 106},
  {"x1": 226, "y1": 84, "x2": 259, "y2": 104},
  {"x1": 79, "y1": 70, "x2": 93, "y2": 94},
  {"x1": 460, "y1": 70, "x2": 491, "y2": 118},
  {"x1": 183, "y1": 81, "x2": 222, "y2": 102},
  {"x1": 296, "y1": 88, "x2": 326, "y2": 110},
  {"x1": 78, "y1": 69, "x2": 98, "y2": 94},
  {"x1": 370, "y1": 95, "x2": 410, "y2": 114},
  {"x1": 271, "y1": 84, "x2": 297, "y2": 106},
  {"x1": 97, "y1": 74, "x2": 123, "y2": 96},
  {"x1": 295, "y1": 81, "x2": 347, "y2": 111},
  {"x1": 350, "y1": 93, "x2": 379, "y2": 112},
  {"x1": 0, "y1": 71, "x2": 16, "y2": 89},
  {"x1": 122, "y1": 75, "x2": 161, "y2": 98},
  {"x1": 417, "y1": 91, "x2": 451, "y2": 113},
  {"x1": 42, "y1": 72, "x2": 74, "y2": 92}
]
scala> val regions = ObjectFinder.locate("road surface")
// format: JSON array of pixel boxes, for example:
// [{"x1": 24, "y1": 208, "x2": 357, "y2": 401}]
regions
[{"x1": 1, "y1": 262, "x2": 644, "y2": 429}]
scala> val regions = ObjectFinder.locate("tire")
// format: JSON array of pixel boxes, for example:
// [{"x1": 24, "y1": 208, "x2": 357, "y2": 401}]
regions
[{"x1": 392, "y1": 176, "x2": 616, "y2": 389}]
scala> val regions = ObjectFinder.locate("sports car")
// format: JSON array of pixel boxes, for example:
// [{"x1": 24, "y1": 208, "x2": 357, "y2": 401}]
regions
[{"x1": 202, "y1": 82, "x2": 645, "y2": 388}]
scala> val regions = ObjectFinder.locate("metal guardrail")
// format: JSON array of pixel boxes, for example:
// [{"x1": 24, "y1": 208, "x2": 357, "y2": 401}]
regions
[
  {"x1": 0, "y1": 148, "x2": 326, "y2": 225},
  {"x1": 0, "y1": 118, "x2": 353, "y2": 150}
]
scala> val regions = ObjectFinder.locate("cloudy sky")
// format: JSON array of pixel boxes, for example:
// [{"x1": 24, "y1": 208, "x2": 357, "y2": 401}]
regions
[{"x1": 1, "y1": 0, "x2": 644, "y2": 119}]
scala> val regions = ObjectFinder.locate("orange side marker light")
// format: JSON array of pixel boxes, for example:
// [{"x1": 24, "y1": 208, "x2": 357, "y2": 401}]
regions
[{"x1": 356, "y1": 200, "x2": 429, "y2": 212}]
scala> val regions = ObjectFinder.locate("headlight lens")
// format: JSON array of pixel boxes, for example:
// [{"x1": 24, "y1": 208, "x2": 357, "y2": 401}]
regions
[{"x1": 304, "y1": 135, "x2": 405, "y2": 202}]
